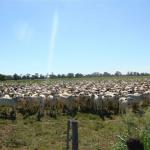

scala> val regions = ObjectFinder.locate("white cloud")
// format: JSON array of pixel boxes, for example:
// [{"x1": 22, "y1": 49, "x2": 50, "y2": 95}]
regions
[
  {"x1": 48, "y1": 10, "x2": 59, "y2": 72},
  {"x1": 14, "y1": 22, "x2": 32, "y2": 41}
]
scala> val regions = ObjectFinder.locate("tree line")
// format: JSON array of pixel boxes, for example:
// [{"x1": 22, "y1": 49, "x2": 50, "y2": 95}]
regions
[{"x1": 0, "y1": 71, "x2": 150, "y2": 81}]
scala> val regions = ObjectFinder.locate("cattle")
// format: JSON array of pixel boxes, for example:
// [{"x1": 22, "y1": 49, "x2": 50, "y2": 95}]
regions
[
  {"x1": 1, "y1": 77, "x2": 150, "y2": 118},
  {"x1": 17, "y1": 93, "x2": 46, "y2": 119},
  {"x1": 0, "y1": 95, "x2": 17, "y2": 120},
  {"x1": 127, "y1": 93, "x2": 142, "y2": 112},
  {"x1": 142, "y1": 90, "x2": 150, "y2": 107},
  {"x1": 46, "y1": 95, "x2": 58, "y2": 117},
  {"x1": 78, "y1": 92, "x2": 92, "y2": 113},
  {"x1": 119, "y1": 97, "x2": 128, "y2": 114}
]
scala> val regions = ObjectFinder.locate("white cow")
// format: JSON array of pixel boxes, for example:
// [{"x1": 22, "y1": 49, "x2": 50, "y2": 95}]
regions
[
  {"x1": 142, "y1": 90, "x2": 150, "y2": 106},
  {"x1": 17, "y1": 93, "x2": 46, "y2": 118},
  {"x1": 57, "y1": 92, "x2": 77, "y2": 114},
  {"x1": 103, "y1": 92, "x2": 119, "y2": 114},
  {"x1": 78, "y1": 92, "x2": 92, "y2": 112},
  {"x1": 46, "y1": 94, "x2": 58, "y2": 114},
  {"x1": 127, "y1": 93, "x2": 142, "y2": 112},
  {"x1": 119, "y1": 97, "x2": 128, "y2": 114},
  {"x1": 91, "y1": 94, "x2": 102, "y2": 113}
]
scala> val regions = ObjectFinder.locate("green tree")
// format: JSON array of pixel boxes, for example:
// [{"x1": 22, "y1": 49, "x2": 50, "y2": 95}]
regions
[
  {"x1": 115, "y1": 71, "x2": 122, "y2": 76},
  {"x1": 67, "y1": 73, "x2": 74, "y2": 78},
  {"x1": 13, "y1": 73, "x2": 20, "y2": 80},
  {"x1": 75, "y1": 73, "x2": 83, "y2": 78},
  {"x1": 0, "y1": 74, "x2": 6, "y2": 81}
]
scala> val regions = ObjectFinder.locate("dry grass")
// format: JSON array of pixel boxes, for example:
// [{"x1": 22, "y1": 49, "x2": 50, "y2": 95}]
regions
[{"x1": 0, "y1": 109, "x2": 150, "y2": 150}]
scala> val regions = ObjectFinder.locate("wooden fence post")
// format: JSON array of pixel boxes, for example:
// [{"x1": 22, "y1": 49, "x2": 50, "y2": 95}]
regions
[
  {"x1": 72, "y1": 120, "x2": 78, "y2": 150},
  {"x1": 66, "y1": 120, "x2": 78, "y2": 150}
]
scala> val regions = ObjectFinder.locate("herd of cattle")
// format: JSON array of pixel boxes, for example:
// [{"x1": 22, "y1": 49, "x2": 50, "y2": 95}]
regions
[{"x1": 0, "y1": 78, "x2": 150, "y2": 119}]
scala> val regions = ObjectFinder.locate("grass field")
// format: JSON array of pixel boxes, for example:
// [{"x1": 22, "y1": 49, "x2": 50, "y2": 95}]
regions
[
  {"x1": 1, "y1": 76, "x2": 150, "y2": 150},
  {"x1": 0, "y1": 108, "x2": 150, "y2": 150},
  {"x1": 1, "y1": 75, "x2": 150, "y2": 85}
]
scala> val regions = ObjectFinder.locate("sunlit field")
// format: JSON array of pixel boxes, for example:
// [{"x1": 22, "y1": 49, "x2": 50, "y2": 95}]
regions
[
  {"x1": 0, "y1": 110, "x2": 150, "y2": 150},
  {"x1": 1, "y1": 0, "x2": 150, "y2": 149},
  {"x1": 0, "y1": 76, "x2": 150, "y2": 149}
]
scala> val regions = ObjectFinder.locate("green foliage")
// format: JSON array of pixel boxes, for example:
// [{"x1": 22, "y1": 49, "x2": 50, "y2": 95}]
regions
[
  {"x1": 110, "y1": 109, "x2": 150, "y2": 150},
  {"x1": 141, "y1": 127, "x2": 150, "y2": 150},
  {"x1": 0, "y1": 72, "x2": 150, "y2": 81},
  {"x1": 67, "y1": 73, "x2": 74, "y2": 78},
  {"x1": 4, "y1": 136, "x2": 27, "y2": 148},
  {"x1": 13, "y1": 73, "x2": 21, "y2": 80},
  {"x1": 0, "y1": 74, "x2": 6, "y2": 81},
  {"x1": 110, "y1": 140, "x2": 127, "y2": 150},
  {"x1": 75, "y1": 73, "x2": 83, "y2": 78}
]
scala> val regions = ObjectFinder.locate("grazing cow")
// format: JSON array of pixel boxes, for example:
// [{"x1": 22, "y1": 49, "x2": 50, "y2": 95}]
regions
[
  {"x1": 142, "y1": 90, "x2": 150, "y2": 107},
  {"x1": 127, "y1": 93, "x2": 142, "y2": 112},
  {"x1": 0, "y1": 96, "x2": 17, "y2": 120},
  {"x1": 78, "y1": 92, "x2": 92, "y2": 113},
  {"x1": 17, "y1": 93, "x2": 46, "y2": 119},
  {"x1": 103, "y1": 92, "x2": 119, "y2": 114},
  {"x1": 38, "y1": 94, "x2": 46, "y2": 116},
  {"x1": 119, "y1": 97, "x2": 128, "y2": 114},
  {"x1": 57, "y1": 92, "x2": 78, "y2": 115},
  {"x1": 46, "y1": 95, "x2": 58, "y2": 117},
  {"x1": 91, "y1": 93, "x2": 103, "y2": 114}
]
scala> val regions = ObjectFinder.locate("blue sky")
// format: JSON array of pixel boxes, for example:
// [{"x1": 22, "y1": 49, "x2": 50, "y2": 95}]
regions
[{"x1": 0, "y1": 0, "x2": 150, "y2": 75}]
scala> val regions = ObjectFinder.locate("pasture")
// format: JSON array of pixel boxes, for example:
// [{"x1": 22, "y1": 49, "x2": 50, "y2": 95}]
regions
[
  {"x1": 0, "y1": 110, "x2": 150, "y2": 150},
  {"x1": 0, "y1": 76, "x2": 150, "y2": 150}
]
